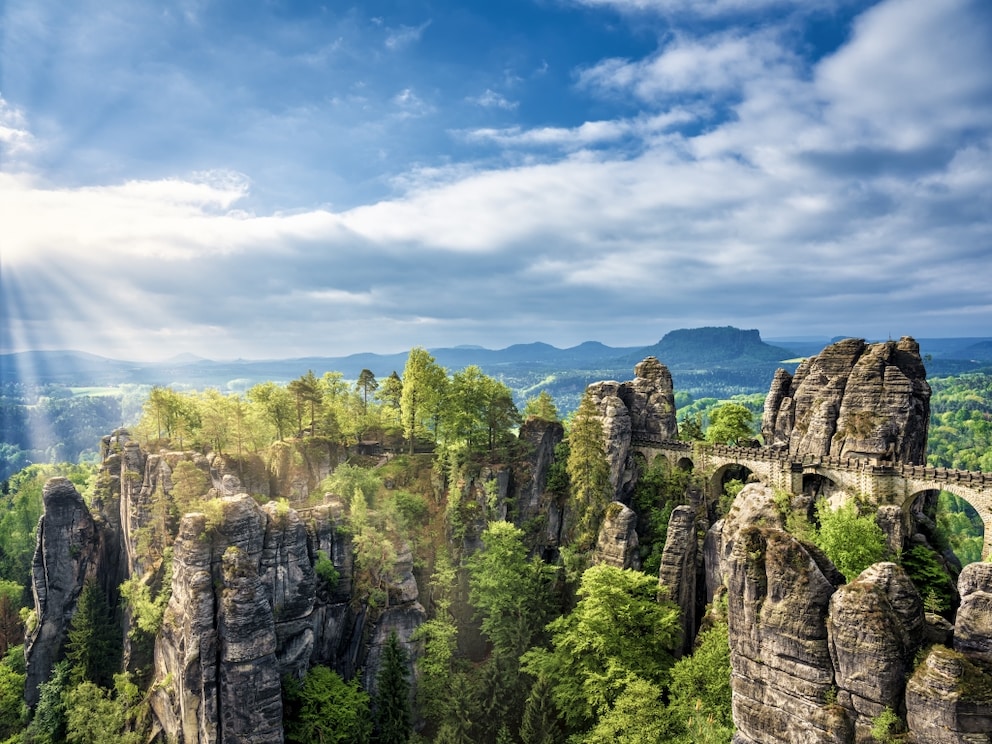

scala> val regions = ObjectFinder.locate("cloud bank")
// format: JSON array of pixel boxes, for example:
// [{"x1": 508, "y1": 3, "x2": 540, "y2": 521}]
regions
[{"x1": 2, "y1": 0, "x2": 991, "y2": 361}]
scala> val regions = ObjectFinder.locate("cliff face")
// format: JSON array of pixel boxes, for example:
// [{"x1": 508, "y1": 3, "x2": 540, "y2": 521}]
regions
[
  {"x1": 24, "y1": 478, "x2": 111, "y2": 707},
  {"x1": 25, "y1": 429, "x2": 433, "y2": 744},
  {"x1": 762, "y1": 337, "x2": 931, "y2": 464},
  {"x1": 586, "y1": 357, "x2": 678, "y2": 502}
]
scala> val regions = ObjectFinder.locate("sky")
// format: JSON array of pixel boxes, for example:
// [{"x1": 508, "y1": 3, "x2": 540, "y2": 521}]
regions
[{"x1": 1, "y1": 0, "x2": 991, "y2": 362}]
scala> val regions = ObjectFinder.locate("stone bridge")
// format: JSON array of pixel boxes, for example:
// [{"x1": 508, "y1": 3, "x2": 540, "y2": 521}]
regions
[{"x1": 632, "y1": 437, "x2": 992, "y2": 558}]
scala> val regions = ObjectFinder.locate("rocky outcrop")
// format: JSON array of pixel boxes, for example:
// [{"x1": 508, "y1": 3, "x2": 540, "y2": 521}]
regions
[
  {"x1": 723, "y1": 485, "x2": 848, "y2": 744},
  {"x1": 585, "y1": 381, "x2": 633, "y2": 500},
  {"x1": 905, "y1": 645, "x2": 992, "y2": 742},
  {"x1": 151, "y1": 495, "x2": 315, "y2": 743},
  {"x1": 513, "y1": 418, "x2": 565, "y2": 542},
  {"x1": 762, "y1": 337, "x2": 930, "y2": 464},
  {"x1": 592, "y1": 502, "x2": 640, "y2": 570},
  {"x1": 953, "y1": 563, "x2": 992, "y2": 671},
  {"x1": 904, "y1": 558, "x2": 992, "y2": 740},
  {"x1": 619, "y1": 357, "x2": 678, "y2": 441},
  {"x1": 658, "y1": 505, "x2": 698, "y2": 657},
  {"x1": 24, "y1": 478, "x2": 108, "y2": 707},
  {"x1": 827, "y1": 563, "x2": 924, "y2": 739},
  {"x1": 586, "y1": 357, "x2": 678, "y2": 502}
]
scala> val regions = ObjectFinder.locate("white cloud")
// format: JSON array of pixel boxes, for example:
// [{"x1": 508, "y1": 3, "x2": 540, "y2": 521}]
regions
[
  {"x1": 569, "y1": 0, "x2": 837, "y2": 17},
  {"x1": 392, "y1": 88, "x2": 434, "y2": 118},
  {"x1": 469, "y1": 89, "x2": 518, "y2": 110},
  {"x1": 461, "y1": 110, "x2": 697, "y2": 149},
  {"x1": 816, "y1": 0, "x2": 992, "y2": 149},
  {"x1": 579, "y1": 30, "x2": 796, "y2": 100},
  {"x1": 384, "y1": 20, "x2": 432, "y2": 50},
  {"x1": 0, "y1": 96, "x2": 35, "y2": 156}
]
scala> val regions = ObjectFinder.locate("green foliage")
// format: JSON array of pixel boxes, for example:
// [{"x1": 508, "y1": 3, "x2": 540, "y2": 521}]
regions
[
  {"x1": 375, "y1": 632, "x2": 412, "y2": 744},
  {"x1": 565, "y1": 393, "x2": 613, "y2": 550},
  {"x1": 414, "y1": 553, "x2": 459, "y2": 727},
  {"x1": 812, "y1": 499, "x2": 887, "y2": 582},
  {"x1": 63, "y1": 679, "x2": 143, "y2": 744},
  {"x1": 926, "y1": 373, "x2": 992, "y2": 471},
  {"x1": 870, "y1": 706, "x2": 905, "y2": 742},
  {"x1": 119, "y1": 550, "x2": 173, "y2": 636},
  {"x1": 704, "y1": 403, "x2": 755, "y2": 446},
  {"x1": 631, "y1": 460, "x2": 692, "y2": 576},
  {"x1": 24, "y1": 660, "x2": 70, "y2": 744},
  {"x1": 581, "y1": 677, "x2": 675, "y2": 744},
  {"x1": 283, "y1": 666, "x2": 372, "y2": 744},
  {"x1": 935, "y1": 491, "x2": 983, "y2": 566},
  {"x1": 0, "y1": 464, "x2": 93, "y2": 586},
  {"x1": 322, "y1": 464, "x2": 382, "y2": 509},
  {"x1": 401, "y1": 348, "x2": 448, "y2": 454},
  {"x1": 315, "y1": 550, "x2": 340, "y2": 589},
  {"x1": 0, "y1": 661, "x2": 26, "y2": 741},
  {"x1": 518, "y1": 675, "x2": 563, "y2": 744},
  {"x1": 666, "y1": 621, "x2": 734, "y2": 744},
  {"x1": 521, "y1": 564, "x2": 680, "y2": 732},
  {"x1": 522, "y1": 391, "x2": 560, "y2": 423},
  {"x1": 467, "y1": 521, "x2": 557, "y2": 660},
  {"x1": 65, "y1": 580, "x2": 121, "y2": 689},
  {"x1": 444, "y1": 366, "x2": 520, "y2": 455},
  {"x1": 392, "y1": 491, "x2": 429, "y2": 528},
  {"x1": 901, "y1": 545, "x2": 956, "y2": 616}
]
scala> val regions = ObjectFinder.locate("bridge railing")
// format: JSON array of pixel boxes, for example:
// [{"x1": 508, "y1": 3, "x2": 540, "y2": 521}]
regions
[{"x1": 631, "y1": 437, "x2": 990, "y2": 485}]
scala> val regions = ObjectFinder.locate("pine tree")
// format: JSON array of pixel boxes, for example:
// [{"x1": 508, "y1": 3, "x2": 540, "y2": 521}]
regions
[
  {"x1": 65, "y1": 580, "x2": 121, "y2": 688},
  {"x1": 519, "y1": 675, "x2": 563, "y2": 744},
  {"x1": 566, "y1": 392, "x2": 612, "y2": 549},
  {"x1": 374, "y1": 632, "x2": 411, "y2": 744}
]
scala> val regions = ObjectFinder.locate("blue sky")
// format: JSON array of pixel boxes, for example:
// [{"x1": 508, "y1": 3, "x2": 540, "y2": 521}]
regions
[{"x1": 2, "y1": 0, "x2": 991, "y2": 361}]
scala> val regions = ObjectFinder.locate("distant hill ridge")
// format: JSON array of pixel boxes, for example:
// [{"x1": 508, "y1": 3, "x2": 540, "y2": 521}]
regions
[
  {"x1": 3, "y1": 327, "x2": 991, "y2": 390},
  {"x1": 635, "y1": 326, "x2": 791, "y2": 366}
]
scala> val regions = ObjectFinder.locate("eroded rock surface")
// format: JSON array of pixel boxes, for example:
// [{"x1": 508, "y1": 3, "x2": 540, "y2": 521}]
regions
[
  {"x1": 827, "y1": 562, "x2": 924, "y2": 739},
  {"x1": 25, "y1": 478, "x2": 106, "y2": 706},
  {"x1": 592, "y1": 502, "x2": 640, "y2": 570},
  {"x1": 658, "y1": 504, "x2": 699, "y2": 657},
  {"x1": 586, "y1": 357, "x2": 678, "y2": 502},
  {"x1": 762, "y1": 337, "x2": 930, "y2": 464}
]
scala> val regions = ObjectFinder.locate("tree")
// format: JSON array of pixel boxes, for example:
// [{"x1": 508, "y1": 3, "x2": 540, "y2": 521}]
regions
[
  {"x1": 247, "y1": 382, "x2": 295, "y2": 441},
  {"x1": 813, "y1": 499, "x2": 886, "y2": 582},
  {"x1": 64, "y1": 678, "x2": 143, "y2": 744},
  {"x1": 666, "y1": 621, "x2": 733, "y2": 744},
  {"x1": 65, "y1": 580, "x2": 121, "y2": 688},
  {"x1": 704, "y1": 403, "x2": 754, "y2": 446},
  {"x1": 523, "y1": 391, "x2": 559, "y2": 423},
  {"x1": 400, "y1": 349, "x2": 447, "y2": 454},
  {"x1": 566, "y1": 393, "x2": 613, "y2": 550},
  {"x1": 24, "y1": 660, "x2": 70, "y2": 744},
  {"x1": 0, "y1": 658, "x2": 26, "y2": 741},
  {"x1": 467, "y1": 521, "x2": 556, "y2": 659},
  {"x1": 374, "y1": 632, "x2": 411, "y2": 744},
  {"x1": 283, "y1": 666, "x2": 372, "y2": 744},
  {"x1": 377, "y1": 372, "x2": 403, "y2": 414},
  {"x1": 519, "y1": 675, "x2": 563, "y2": 744},
  {"x1": 357, "y1": 370, "x2": 379, "y2": 412},
  {"x1": 521, "y1": 564, "x2": 681, "y2": 732},
  {"x1": 288, "y1": 370, "x2": 323, "y2": 436},
  {"x1": 445, "y1": 367, "x2": 520, "y2": 455}
]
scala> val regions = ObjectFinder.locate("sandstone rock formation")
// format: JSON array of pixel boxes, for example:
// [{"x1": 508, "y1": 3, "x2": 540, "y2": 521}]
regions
[
  {"x1": 591, "y1": 502, "x2": 640, "y2": 570},
  {"x1": 827, "y1": 563, "x2": 924, "y2": 739},
  {"x1": 151, "y1": 495, "x2": 291, "y2": 744},
  {"x1": 723, "y1": 485, "x2": 848, "y2": 744},
  {"x1": 586, "y1": 357, "x2": 678, "y2": 501},
  {"x1": 658, "y1": 504, "x2": 699, "y2": 657},
  {"x1": 762, "y1": 337, "x2": 930, "y2": 464},
  {"x1": 25, "y1": 477, "x2": 109, "y2": 706}
]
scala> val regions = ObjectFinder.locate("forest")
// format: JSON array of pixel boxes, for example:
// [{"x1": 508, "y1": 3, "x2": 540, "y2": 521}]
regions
[{"x1": 0, "y1": 348, "x2": 988, "y2": 743}]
